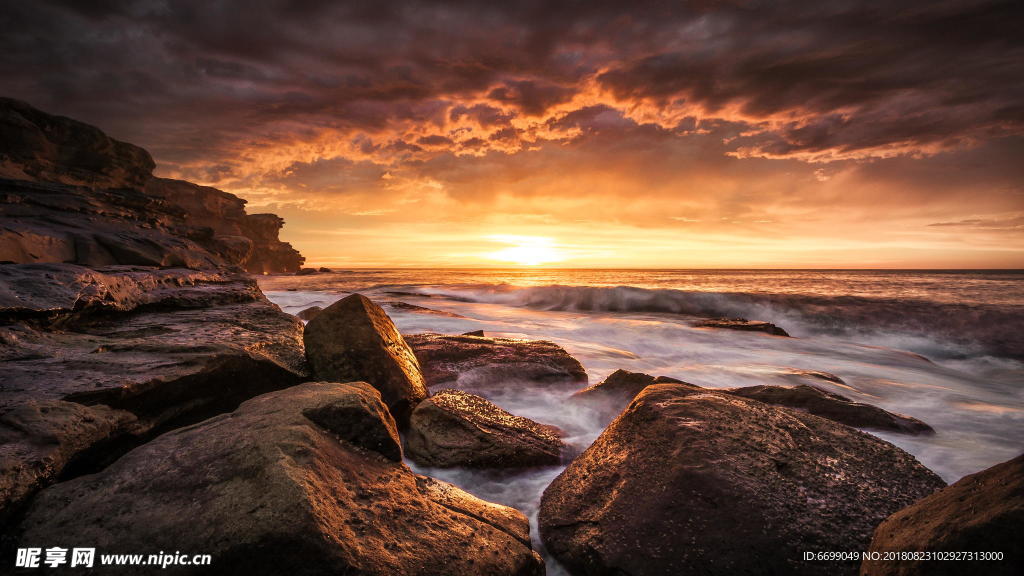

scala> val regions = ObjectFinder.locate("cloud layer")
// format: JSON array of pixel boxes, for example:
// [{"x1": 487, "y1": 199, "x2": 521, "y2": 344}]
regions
[{"x1": 1, "y1": 0, "x2": 1021, "y2": 266}]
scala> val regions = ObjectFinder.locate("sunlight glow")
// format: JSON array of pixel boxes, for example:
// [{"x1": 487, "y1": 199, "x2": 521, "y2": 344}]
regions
[{"x1": 486, "y1": 235, "x2": 565, "y2": 266}]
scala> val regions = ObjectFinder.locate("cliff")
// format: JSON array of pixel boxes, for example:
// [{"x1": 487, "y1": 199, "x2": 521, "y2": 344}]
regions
[{"x1": 0, "y1": 97, "x2": 304, "y2": 273}]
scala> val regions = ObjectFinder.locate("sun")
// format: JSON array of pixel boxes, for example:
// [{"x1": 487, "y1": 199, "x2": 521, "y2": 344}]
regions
[{"x1": 486, "y1": 235, "x2": 565, "y2": 266}]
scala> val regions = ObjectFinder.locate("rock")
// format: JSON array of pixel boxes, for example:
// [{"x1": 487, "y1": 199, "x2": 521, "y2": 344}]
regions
[
  {"x1": 16, "y1": 382, "x2": 544, "y2": 576},
  {"x1": 0, "y1": 264, "x2": 307, "y2": 520},
  {"x1": 303, "y1": 294, "x2": 428, "y2": 425},
  {"x1": 405, "y1": 333, "x2": 587, "y2": 389},
  {"x1": 696, "y1": 317, "x2": 790, "y2": 337},
  {"x1": 296, "y1": 305, "x2": 323, "y2": 321},
  {"x1": 295, "y1": 267, "x2": 318, "y2": 275},
  {"x1": 540, "y1": 383, "x2": 944, "y2": 576},
  {"x1": 386, "y1": 301, "x2": 467, "y2": 318},
  {"x1": 0, "y1": 263, "x2": 260, "y2": 320},
  {"x1": 571, "y1": 369, "x2": 700, "y2": 416},
  {"x1": 462, "y1": 330, "x2": 485, "y2": 336},
  {"x1": 317, "y1": 267, "x2": 333, "y2": 273},
  {"x1": 406, "y1": 389, "x2": 566, "y2": 468},
  {"x1": 0, "y1": 98, "x2": 304, "y2": 273},
  {"x1": 0, "y1": 97, "x2": 154, "y2": 189},
  {"x1": 728, "y1": 384, "x2": 934, "y2": 435},
  {"x1": 862, "y1": 454, "x2": 1023, "y2": 576}
]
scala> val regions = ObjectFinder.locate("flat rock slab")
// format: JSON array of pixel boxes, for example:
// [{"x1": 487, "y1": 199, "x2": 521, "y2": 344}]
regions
[
  {"x1": 695, "y1": 317, "x2": 790, "y2": 336},
  {"x1": 405, "y1": 333, "x2": 587, "y2": 389},
  {"x1": 540, "y1": 383, "x2": 944, "y2": 576},
  {"x1": 729, "y1": 384, "x2": 934, "y2": 435},
  {"x1": 0, "y1": 263, "x2": 260, "y2": 319},
  {"x1": 862, "y1": 453, "x2": 1023, "y2": 576},
  {"x1": 303, "y1": 294, "x2": 428, "y2": 425},
  {"x1": 17, "y1": 382, "x2": 544, "y2": 576},
  {"x1": 407, "y1": 389, "x2": 567, "y2": 468}
]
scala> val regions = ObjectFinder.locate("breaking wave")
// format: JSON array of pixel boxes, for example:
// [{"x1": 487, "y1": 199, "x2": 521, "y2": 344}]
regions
[{"x1": 416, "y1": 284, "x2": 1024, "y2": 360}]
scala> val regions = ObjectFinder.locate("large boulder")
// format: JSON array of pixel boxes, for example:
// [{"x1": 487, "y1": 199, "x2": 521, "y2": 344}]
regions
[
  {"x1": 862, "y1": 453, "x2": 1023, "y2": 576},
  {"x1": 405, "y1": 333, "x2": 587, "y2": 389},
  {"x1": 540, "y1": 384, "x2": 945, "y2": 576},
  {"x1": 406, "y1": 389, "x2": 567, "y2": 468},
  {"x1": 0, "y1": 264, "x2": 307, "y2": 520},
  {"x1": 729, "y1": 384, "x2": 934, "y2": 435},
  {"x1": 16, "y1": 382, "x2": 544, "y2": 575},
  {"x1": 303, "y1": 294, "x2": 428, "y2": 425}
]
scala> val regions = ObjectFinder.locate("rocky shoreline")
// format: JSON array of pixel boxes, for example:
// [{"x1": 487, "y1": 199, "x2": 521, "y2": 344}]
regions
[{"x1": 2, "y1": 100, "x2": 1021, "y2": 575}]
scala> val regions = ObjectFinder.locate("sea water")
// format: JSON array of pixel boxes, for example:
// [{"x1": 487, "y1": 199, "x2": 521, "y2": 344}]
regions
[{"x1": 259, "y1": 269, "x2": 1024, "y2": 569}]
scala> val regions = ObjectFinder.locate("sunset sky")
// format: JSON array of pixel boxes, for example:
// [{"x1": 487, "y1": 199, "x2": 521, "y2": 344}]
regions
[{"x1": 2, "y1": 0, "x2": 1022, "y2": 268}]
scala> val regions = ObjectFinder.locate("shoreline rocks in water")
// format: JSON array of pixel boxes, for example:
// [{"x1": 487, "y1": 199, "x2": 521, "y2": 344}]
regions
[
  {"x1": 16, "y1": 382, "x2": 545, "y2": 576},
  {"x1": 540, "y1": 383, "x2": 945, "y2": 576},
  {"x1": 406, "y1": 389, "x2": 567, "y2": 469},
  {"x1": 303, "y1": 294, "x2": 428, "y2": 426},
  {"x1": 729, "y1": 384, "x2": 935, "y2": 435},
  {"x1": 571, "y1": 369, "x2": 701, "y2": 416},
  {"x1": 405, "y1": 333, "x2": 587, "y2": 389},
  {"x1": 572, "y1": 370, "x2": 933, "y2": 435},
  {"x1": 862, "y1": 453, "x2": 1023, "y2": 576},
  {"x1": 695, "y1": 316, "x2": 791, "y2": 337}
]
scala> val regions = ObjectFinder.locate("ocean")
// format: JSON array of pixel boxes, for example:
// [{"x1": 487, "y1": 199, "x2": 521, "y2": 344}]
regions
[{"x1": 259, "y1": 269, "x2": 1023, "y2": 565}]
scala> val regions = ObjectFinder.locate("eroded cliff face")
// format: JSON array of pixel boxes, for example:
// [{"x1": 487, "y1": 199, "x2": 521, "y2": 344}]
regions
[{"x1": 0, "y1": 97, "x2": 304, "y2": 273}]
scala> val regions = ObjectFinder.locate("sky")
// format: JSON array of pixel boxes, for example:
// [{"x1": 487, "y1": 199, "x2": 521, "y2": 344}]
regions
[{"x1": 2, "y1": 0, "x2": 1022, "y2": 268}]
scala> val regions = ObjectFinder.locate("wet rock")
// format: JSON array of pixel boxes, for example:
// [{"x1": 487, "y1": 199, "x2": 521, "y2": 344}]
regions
[
  {"x1": 862, "y1": 453, "x2": 1023, "y2": 576},
  {"x1": 571, "y1": 369, "x2": 700, "y2": 416},
  {"x1": 296, "y1": 305, "x2": 322, "y2": 321},
  {"x1": 0, "y1": 98, "x2": 304, "y2": 273},
  {"x1": 729, "y1": 384, "x2": 934, "y2": 435},
  {"x1": 17, "y1": 382, "x2": 544, "y2": 576},
  {"x1": 303, "y1": 294, "x2": 428, "y2": 425},
  {"x1": 406, "y1": 389, "x2": 566, "y2": 468},
  {"x1": 0, "y1": 263, "x2": 260, "y2": 320},
  {"x1": 385, "y1": 301, "x2": 466, "y2": 318},
  {"x1": 696, "y1": 317, "x2": 790, "y2": 337},
  {"x1": 405, "y1": 333, "x2": 587, "y2": 389},
  {"x1": 0, "y1": 264, "x2": 307, "y2": 519},
  {"x1": 540, "y1": 383, "x2": 944, "y2": 576},
  {"x1": 317, "y1": 267, "x2": 332, "y2": 273},
  {"x1": 295, "y1": 267, "x2": 318, "y2": 276},
  {"x1": 462, "y1": 329, "x2": 485, "y2": 336}
]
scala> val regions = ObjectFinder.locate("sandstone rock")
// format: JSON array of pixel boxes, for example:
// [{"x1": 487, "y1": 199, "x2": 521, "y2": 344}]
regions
[
  {"x1": 729, "y1": 384, "x2": 934, "y2": 435},
  {"x1": 303, "y1": 294, "x2": 428, "y2": 424},
  {"x1": 0, "y1": 98, "x2": 304, "y2": 273},
  {"x1": 17, "y1": 382, "x2": 544, "y2": 576},
  {"x1": 862, "y1": 454, "x2": 1023, "y2": 576},
  {"x1": 405, "y1": 333, "x2": 587, "y2": 389},
  {"x1": 0, "y1": 264, "x2": 307, "y2": 519},
  {"x1": 540, "y1": 383, "x2": 944, "y2": 576},
  {"x1": 696, "y1": 317, "x2": 790, "y2": 337},
  {"x1": 407, "y1": 389, "x2": 566, "y2": 468},
  {"x1": 0, "y1": 263, "x2": 260, "y2": 320},
  {"x1": 296, "y1": 305, "x2": 323, "y2": 321},
  {"x1": 0, "y1": 97, "x2": 154, "y2": 189},
  {"x1": 462, "y1": 330, "x2": 485, "y2": 336}
]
